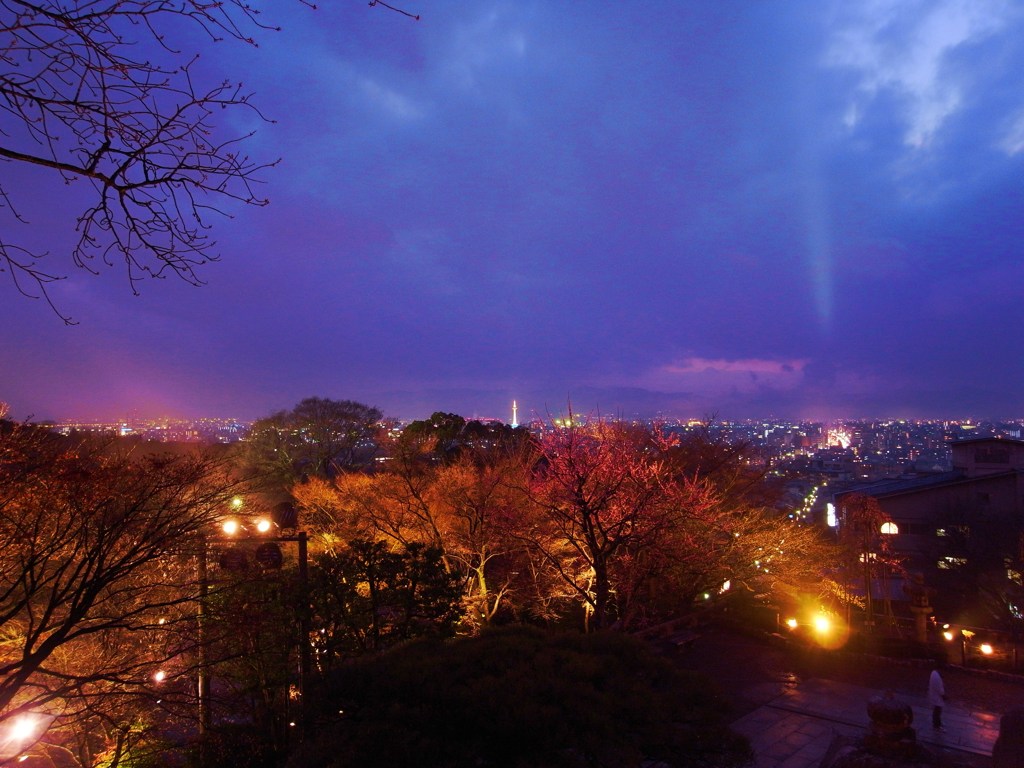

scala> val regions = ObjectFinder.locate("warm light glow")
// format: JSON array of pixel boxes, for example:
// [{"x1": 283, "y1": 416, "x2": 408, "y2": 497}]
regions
[
  {"x1": 812, "y1": 613, "x2": 831, "y2": 634},
  {"x1": 222, "y1": 519, "x2": 240, "y2": 536},
  {"x1": 826, "y1": 502, "x2": 837, "y2": 527},
  {"x1": 943, "y1": 630, "x2": 955, "y2": 641},
  {"x1": 231, "y1": 497, "x2": 244, "y2": 509},
  {"x1": 828, "y1": 428, "x2": 851, "y2": 449},
  {"x1": 980, "y1": 643, "x2": 994, "y2": 655},
  {"x1": 153, "y1": 670, "x2": 166, "y2": 683},
  {"x1": 880, "y1": 521, "x2": 899, "y2": 535},
  {"x1": 256, "y1": 518, "x2": 272, "y2": 534},
  {"x1": 786, "y1": 617, "x2": 798, "y2": 630},
  {"x1": 7, "y1": 714, "x2": 42, "y2": 745}
]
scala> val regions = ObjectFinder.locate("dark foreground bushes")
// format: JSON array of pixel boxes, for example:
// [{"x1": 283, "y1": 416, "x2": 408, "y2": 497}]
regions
[{"x1": 289, "y1": 625, "x2": 751, "y2": 768}]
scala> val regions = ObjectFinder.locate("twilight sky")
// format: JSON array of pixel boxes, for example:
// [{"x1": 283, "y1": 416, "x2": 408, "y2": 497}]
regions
[{"x1": 4, "y1": 0, "x2": 1024, "y2": 424}]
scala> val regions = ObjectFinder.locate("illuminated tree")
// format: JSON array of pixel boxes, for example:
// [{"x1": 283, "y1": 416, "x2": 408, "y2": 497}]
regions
[
  {"x1": 519, "y1": 419, "x2": 835, "y2": 632},
  {"x1": 649, "y1": 431, "x2": 832, "y2": 619},
  {"x1": 296, "y1": 441, "x2": 557, "y2": 630},
  {"x1": 326, "y1": 456, "x2": 441, "y2": 548},
  {"x1": 664, "y1": 425, "x2": 782, "y2": 510},
  {"x1": 520, "y1": 420, "x2": 691, "y2": 630},
  {"x1": 0, "y1": 418, "x2": 238, "y2": 763},
  {"x1": 424, "y1": 448, "x2": 546, "y2": 628}
]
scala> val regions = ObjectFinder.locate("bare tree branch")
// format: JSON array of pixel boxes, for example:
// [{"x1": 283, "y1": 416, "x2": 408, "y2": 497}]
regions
[{"x1": 0, "y1": 1, "x2": 305, "y2": 321}]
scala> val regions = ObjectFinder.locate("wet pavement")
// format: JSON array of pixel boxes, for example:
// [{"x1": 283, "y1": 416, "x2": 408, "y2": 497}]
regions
[
  {"x1": 730, "y1": 676, "x2": 999, "y2": 768},
  {"x1": 671, "y1": 625, "x2": 1024, "y2": 768}
]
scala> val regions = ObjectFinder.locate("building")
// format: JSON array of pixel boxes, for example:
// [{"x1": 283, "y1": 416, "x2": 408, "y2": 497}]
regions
[{"x1": 833, "y1": 437, "x2": 1024, "y2": 630}]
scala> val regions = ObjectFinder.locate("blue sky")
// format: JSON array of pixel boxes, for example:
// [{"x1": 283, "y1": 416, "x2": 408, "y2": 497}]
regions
[{"x1": 4, "y1": 1, "x2": 1024, "y2": 423}]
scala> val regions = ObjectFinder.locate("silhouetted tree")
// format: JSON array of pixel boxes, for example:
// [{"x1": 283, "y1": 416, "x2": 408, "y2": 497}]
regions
[
  {"x1": 398, "y1": 412, "x2": 529, "y2": 465},
  {"x1": 0, "y1": 1, "x2": 327, "y2": 321},
  {"x1": 399, "y1": 412, "x2": 467, "y2": 458},
  {"x1": 242, "y1": 398, "x2": 385, "y2": 490},
  {"x1": 308, "y1": 538, "x2": 461, "y2": 663},
  {"x1": 838, "y1": 492, "x2": 902, "y2": 627}
]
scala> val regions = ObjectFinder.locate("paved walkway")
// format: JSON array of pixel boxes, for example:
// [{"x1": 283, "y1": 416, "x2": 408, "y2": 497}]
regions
[{"x1": 731, "y1": 677, "x2": 1001, "y2": 768}]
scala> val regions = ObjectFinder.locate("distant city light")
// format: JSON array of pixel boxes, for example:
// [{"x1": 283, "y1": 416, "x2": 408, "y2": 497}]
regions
[{"x1": 828, "y1": 428, "x2": 851, "y2": 449}]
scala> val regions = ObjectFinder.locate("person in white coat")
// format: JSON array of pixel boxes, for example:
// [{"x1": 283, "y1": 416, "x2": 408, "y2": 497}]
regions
[{"x1": 928, "y1": 663, "x2": 947, "y2": 731}]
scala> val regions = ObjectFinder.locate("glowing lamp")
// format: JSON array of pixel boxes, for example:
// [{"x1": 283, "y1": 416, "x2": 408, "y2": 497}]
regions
[
  {"x1": 5, "y1": 713, "x2": 46, "y2": 750},
  {"x1": 980, "y1": 643, "x2": 994, "y2": 655},
  {"x1": 222, "y1": 519, "x2": 240, "y2": 536}
]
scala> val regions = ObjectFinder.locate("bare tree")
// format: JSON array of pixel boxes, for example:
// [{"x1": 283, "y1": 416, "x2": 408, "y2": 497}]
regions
[
  {"x1": 522, "y1": 419, "x2": 690, "y2": 631},
  {"x1": 521, "y1": 419, "x2": 834, "y2": 632},
  {"x1": 0, "y1": 1, "x2": 310, "y2": 321},
  {"x1": 425, "y1": 448, "x2": 538, "y2": 629},
  {"x1": 0, "y1": 418, "x2": 238, "y2": 763}
]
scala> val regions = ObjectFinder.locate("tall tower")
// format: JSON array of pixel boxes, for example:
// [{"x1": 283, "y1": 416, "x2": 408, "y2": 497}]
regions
[{"x1": 511, "y1": 400, "x2": 519, "y2": 429}]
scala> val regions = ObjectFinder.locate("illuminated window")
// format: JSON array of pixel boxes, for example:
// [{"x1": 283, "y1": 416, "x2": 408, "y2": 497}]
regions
[
  {"x1": 937, "y1": 556, "x2": 968, "y2": 570},
  {"x1": 880, "y1": 522, "x2": 899, "y2": 535}
]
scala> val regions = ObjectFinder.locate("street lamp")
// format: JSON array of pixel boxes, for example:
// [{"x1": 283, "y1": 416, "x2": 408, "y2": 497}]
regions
[
  {"x1": 196, "y1": 506, "x2": 310, "y2": 758},
  {"x1": 0, "y1": 712, "x2": 54, "y2": 766},
  {"x1": 812, "y1": 613, "x2": 832, "y2": 635}
]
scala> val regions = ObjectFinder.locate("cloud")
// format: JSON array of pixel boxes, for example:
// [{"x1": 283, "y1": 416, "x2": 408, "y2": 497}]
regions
[
  {"x1": 442, "y1": 7, "x2": 530, "y2": 92},
  {"x1": 357, "y1": 75, "x2": 425, "y2": 121},
  {"x1": 635, "y1": 357, "x2": 809, "y2": 396},
  {"x1": 664, "y1": 358, "x2": 806, "y2": 376},
  {"x1": 826, "y1": 0, "x2": 1015, "y2": 148},
  {"x1": 999, "y1": 109, "x2": 1024, "y2": 155}
]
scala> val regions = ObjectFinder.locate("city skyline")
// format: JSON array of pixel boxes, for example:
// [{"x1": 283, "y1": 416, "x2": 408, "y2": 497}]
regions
[{"x1": 4, "y1": 2, "x2": 1024, "y2": 424}]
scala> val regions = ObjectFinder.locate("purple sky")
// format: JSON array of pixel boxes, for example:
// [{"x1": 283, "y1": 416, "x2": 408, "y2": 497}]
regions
[{"x1": 4, "y1": 1, "x2": 1024, "y2": 424}]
